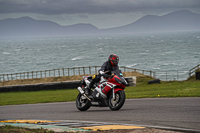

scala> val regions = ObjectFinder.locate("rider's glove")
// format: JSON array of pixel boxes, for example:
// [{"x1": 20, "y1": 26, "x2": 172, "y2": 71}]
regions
[
  {"x1": 103, "y1": 74, "x2": 109, "y2": 79},
  {"x1": 99, "y1": 71, "x2": 105, "y2": 75}
]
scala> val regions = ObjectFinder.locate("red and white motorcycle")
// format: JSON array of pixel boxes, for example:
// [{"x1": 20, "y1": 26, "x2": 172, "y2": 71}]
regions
[{"x1": 76, "y1": 70, "x2": 128, "y2": 111}]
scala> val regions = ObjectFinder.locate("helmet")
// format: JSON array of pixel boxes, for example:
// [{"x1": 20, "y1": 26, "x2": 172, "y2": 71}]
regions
[{"x1": 108, "y1": 54, "x2": 119, "y2": 67}]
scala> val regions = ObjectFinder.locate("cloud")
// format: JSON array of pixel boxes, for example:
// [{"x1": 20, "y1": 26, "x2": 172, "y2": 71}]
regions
[{"x1": 0, "y1": 0, "x2": 200, "y2": 15}]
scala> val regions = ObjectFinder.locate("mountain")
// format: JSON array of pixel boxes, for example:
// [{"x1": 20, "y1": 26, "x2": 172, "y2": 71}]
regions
[
  {"x1": 0, "y1": 17, "x2": 64, "y2": 38},
  {"x1": 0, "y1": 10, "x2": 200, "y2": 38},
  {"x1": 101, "y1": 10, "x2": 200, "y2": 34},
  {"x1": 0, "y1": 17, "x2": 99, "y2": 38}
]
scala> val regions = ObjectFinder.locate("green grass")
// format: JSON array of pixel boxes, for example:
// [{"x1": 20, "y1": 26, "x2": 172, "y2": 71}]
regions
[
  {"x1": 0, "y1": 89, "x2": 78, "y2": 106},
  {"x1": 126, "y1": 81, "x2": 200, "y2": 98},
  {"x1": 0, "y1": 77, "x2": 199, "y2": 106}
]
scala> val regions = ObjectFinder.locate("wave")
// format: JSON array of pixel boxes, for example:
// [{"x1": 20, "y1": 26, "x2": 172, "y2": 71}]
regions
[
  {"x1": 3, "y1": 52, "x2": 10, "y2": 55},
  {"x1": 165, "y1": 51, "x2": 175, "y2": 54},
  {"x1": 139, "y1": 53, "x2": 148, "y2": 55},
  {"x1": 15, "y1": 49, "x2": 21, "y2": 51},
  {"x1": 153, "y1": 67, "x2": 160, "y2": 70},
  {"x1": 71, "y1": 56, "x2": 84, "y2": 61},
  {"x1": 126, "y1": 63, "x2": 138, "y2": 67}
]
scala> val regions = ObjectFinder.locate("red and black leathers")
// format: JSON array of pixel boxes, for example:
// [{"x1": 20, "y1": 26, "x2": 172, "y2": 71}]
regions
[{"x1": 89, "y1": 60, "x2": 120, "y2": 89}]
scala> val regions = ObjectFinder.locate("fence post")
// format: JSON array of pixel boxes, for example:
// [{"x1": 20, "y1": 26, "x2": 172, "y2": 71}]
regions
[
  {"x1": 189, "y1": 70, "x2": 191, "y2": 79},
  {"x1": 11, "y1": 74, "x2": 13, "y2": 80},
  {"x1": 95, "y1": 66, "x2": 97, "y2": 74},
  {"x1": 189, "y1": 71, "x2": 191, "y2": 77},
  {"x1": 62, "y1": 68, "x2": 64, "y2": 76},
  {"x1": 177, "y1": 70, "x2": 179, "y2": 81},
  {"x1": 83, "y1": 67, "x2": 85, "y2": 75},
  {"x1": 150, "y1": 71, "x2": 152, "y2": 77},
  {"x1": 58, "y1": 69, "x2": 60, "y2": 77},
  {"x1": 6, "y1": 74, "x2": 9, "y2": 81},
  {"x1": 54, "y1": 69, "x2": 55, "y2": 77},
  {"x1": 89, "y1": 66, "x2": 91, "y2": 75},
  {"x1": 41, "y1": 71, "x2": 42, "y2": 78}
]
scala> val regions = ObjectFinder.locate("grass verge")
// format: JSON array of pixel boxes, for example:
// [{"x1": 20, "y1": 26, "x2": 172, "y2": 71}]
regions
[
  {"x1": 0, "y1": 76, "x2": 199, "y2": 106},
  {"x1": 126, "y1": 76, "x2": 200, "y2": 98}
]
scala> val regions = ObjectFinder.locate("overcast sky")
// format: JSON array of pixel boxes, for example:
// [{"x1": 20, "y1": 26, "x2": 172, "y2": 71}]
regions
[{"x1": 0, "y1": 0, "x2": 200, "y2": 29}]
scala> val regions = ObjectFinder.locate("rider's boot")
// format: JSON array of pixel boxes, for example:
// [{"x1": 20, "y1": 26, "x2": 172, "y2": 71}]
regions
[
  {"x1": 84, "y1": 78, "x2": 95, "y2": 95},
  {"x1": 95, "y1": 87, "x2": 107, "y2": 98},
  {"x1": 89, "y1": 78, "x2": 96, "y2": 88},
  {"x1": 84, "y1": 86, "x2": 90, "y2": 95}
]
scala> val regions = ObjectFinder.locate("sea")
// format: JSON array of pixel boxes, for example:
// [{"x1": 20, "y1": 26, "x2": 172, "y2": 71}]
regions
[{"x1": 0, "y1": 31, "x2": 200, "y2": 77}]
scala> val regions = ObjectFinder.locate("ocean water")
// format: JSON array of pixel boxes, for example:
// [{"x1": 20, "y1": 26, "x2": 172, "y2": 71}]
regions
[{"x1": 0, "y1": 31, "x2": 200, "y2": 75}]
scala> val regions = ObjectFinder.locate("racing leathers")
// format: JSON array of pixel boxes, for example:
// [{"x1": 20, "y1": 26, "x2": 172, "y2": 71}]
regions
[{"x1": 87, "y1": 60, "x2": 120, "y2": 95}]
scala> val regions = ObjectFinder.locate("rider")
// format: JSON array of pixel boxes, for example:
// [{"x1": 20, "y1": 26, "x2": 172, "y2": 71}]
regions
[{"x1": 85, "y1": 54, "x2": 120, "y2": 97}]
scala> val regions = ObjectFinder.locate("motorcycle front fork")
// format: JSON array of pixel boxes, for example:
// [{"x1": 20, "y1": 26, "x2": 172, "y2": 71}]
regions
[{"x1": 112, "y1": 89, "x2": 115, "y2": 101}]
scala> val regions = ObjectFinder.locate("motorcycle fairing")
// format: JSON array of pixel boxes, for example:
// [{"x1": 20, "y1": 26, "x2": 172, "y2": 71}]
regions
[
  {"x1": 114, "y1": 88, "x2": 124, "y2": 93},
  {"x1": 108, "y1": 74, "x2": 127, "y2": 86}
]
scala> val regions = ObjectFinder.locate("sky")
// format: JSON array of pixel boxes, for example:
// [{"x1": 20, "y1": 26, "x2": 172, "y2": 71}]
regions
[{"x1": 0, "y1": 0, "x2": 200, "y2": 29}]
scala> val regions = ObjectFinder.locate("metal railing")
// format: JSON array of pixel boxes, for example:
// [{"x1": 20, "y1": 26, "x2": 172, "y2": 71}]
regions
[
  {"x1": 0, "y1": 66, "x2": 100, "y2": 82},
  {"x1": 154, "y1": 70, "x2": 189, "y2": 81},
  {"x1": 189, "y1": 64, "x2": 200, "y2": 77},
  {"x1": 0, "y1": 65, "x2": 195, "y2": 82},
  {"x1": 0, "y1": 66, "x2": 156, "y2": 82}
]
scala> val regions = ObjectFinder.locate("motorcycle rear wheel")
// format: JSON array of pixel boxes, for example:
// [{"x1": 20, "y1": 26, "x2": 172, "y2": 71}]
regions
[
  {"x1": 76, "y1": 93, "x2": 91, "y2": 111},
  {"x1": 108, "y1": 90, "x2": 125, "y2": 111}
]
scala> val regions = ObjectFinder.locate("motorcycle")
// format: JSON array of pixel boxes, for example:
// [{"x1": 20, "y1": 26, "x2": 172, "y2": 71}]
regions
[{"x1": 76, "y1": 70, "x2": 128, "y2": 111}]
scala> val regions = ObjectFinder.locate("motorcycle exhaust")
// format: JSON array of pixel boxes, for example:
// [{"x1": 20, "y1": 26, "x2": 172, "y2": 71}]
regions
[
  {"x1": 77, "y1": 87, "x2": 91, "y2": 101},
  {"x1": 77, "y1": 87, "x2": 84, "y2": 94}
]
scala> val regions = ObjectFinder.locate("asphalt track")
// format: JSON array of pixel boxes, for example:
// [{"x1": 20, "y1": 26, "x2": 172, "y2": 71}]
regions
[{"x1": 0, "y1": 97, "x2": 200, "y2": 132}]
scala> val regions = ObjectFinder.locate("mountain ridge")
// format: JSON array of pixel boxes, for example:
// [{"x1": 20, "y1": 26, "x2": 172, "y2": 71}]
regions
[
  {"x1": 102, "y1": 10, "x2": 200, "y2": 34},
  {"x1": 0, "y1": 10, "x2": 200, "y2": 38}
]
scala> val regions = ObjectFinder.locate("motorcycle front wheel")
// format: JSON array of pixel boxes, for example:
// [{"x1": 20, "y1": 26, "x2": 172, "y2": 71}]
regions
[
  {"x1": 76, "y1": 93, "x2": 91, "y2": 111},
  {"x1": 108, "y1": 90, "x2": 126, "y2": 111}
]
